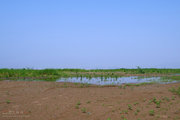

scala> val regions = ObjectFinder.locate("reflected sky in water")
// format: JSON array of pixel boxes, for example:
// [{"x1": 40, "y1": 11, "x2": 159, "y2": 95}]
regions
[{"x1": 56, "y1": 76, "x2": 162, "y2": 85}]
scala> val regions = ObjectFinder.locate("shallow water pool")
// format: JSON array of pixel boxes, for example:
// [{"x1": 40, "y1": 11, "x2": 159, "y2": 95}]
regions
[{"x1": 56, "y1": 76, "x2": 167, "y2": 85}]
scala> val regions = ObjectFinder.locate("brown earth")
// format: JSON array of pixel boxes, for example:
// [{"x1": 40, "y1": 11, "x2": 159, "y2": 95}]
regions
[{"x1": 0, "y1": 81, "x2": 180, "y2": 120}]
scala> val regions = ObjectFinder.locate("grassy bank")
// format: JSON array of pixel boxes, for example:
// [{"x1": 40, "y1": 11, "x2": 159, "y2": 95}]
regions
[{"x1": 0, "y1": 68, "x2": 180, "y2": 81}]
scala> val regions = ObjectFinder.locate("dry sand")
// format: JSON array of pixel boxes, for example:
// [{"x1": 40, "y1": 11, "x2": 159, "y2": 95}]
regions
[{"x1": 0, "y1": 81, "x2": 180, "y2": 120}]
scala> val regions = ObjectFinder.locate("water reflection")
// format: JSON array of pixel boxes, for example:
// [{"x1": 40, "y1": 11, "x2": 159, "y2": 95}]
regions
[{"x1": 56, "y1": 76, "x2": 161, "y2": 85}]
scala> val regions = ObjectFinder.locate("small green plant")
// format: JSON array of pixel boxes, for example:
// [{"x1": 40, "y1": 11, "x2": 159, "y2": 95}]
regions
[
  {"x1": 87, "y1": 101, "x2": 91, "y2": 104},
  {"x1": 136, "y1": 108, "x2": 140, "y2": 113},
  {"x1": 163, "y1": 97, "x2": 170, "y2": 102},
  {"x1": 6, "y1": 100, "x2": 11, "y2": 104},
  {"x1": 75, "y1": 101, "x2": 81, "y2": 109},
  {"x1": 75, "y1": 105, "x2": 79, "y2": 109},
  {"x1": 153, "y1": 97, "x2": 156, "y2": 103},
  {"x1": 169, "y1": 87, "x2": 180, "y2": 96},
  {"x1": 77, "y1": 101, "x2": 81, "y2": 105},
  {"x1": 128, "y1": 104, "x2": 132, "y2": 110},
  {"x1": 122, "y1": 110, "x2": 128, "y2": 114},
  {"x1": 134, "y1": 111, "x2": 138, "y2": 115},
  {"x1": 166, "y1": 97, "x2": 170, "y2": 102},
  {"x1": 172, "y1": 96, "x2": 175, "y2": 100},
  {"x1": 151, "y1": 97, "x2": 161, "y2": 108},
  {"x1": 107, "y1": 118, "x2": 111, "y2": 120},
  {"x1": 133, "y1": 102, "x2": 139, "y2": 105},
  {"x1": 81, "y1": 107, "x2": 86, "y2": 113},
  {"x1": 149, "y1": 110, "x2": 155, "y2": 116},
  {"x1": 155, "y1": 100, "x2": 161, "y2": 108},
  {"x1": 149, "y1": 100, "x2": 152, "y2": 104}
]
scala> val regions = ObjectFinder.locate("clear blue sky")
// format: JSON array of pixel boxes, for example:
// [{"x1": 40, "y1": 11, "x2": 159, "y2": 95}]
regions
[{"x1": 0, "y1": 0, "x2": 180, "y2": 69}]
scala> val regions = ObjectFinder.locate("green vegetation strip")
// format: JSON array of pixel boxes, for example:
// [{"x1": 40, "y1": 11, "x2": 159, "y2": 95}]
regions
[{"x1": 0, "y1": 68, "x2": 180, "y2": 81}]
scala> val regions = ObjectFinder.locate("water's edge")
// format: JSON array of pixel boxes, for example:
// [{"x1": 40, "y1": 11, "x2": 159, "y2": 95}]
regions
[{"x1": 56, "y1": 76, "x2": 178, "y2": 85}]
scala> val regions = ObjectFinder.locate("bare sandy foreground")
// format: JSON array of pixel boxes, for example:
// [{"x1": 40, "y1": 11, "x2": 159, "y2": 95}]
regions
[{"x1": 0, "y1": 81, "x2": 180, "y2": 120}]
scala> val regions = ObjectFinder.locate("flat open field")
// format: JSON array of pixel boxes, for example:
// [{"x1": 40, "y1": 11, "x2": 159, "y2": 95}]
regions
[{"x1": 0, "y1": 81, "x2": 180, "y2": 120}]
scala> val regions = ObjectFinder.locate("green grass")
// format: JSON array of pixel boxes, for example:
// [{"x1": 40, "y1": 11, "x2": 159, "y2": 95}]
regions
[
  {"x1": 167, "y1": 76, "x2": 180, "y2": 80},
  {"x1": 0, "y1": 68, "x2": 180, "y2": 81},
  {"x1": 0, "y1": 69, "x2": 61, "y2": 81},
  {"x1": 125, "y1": 82, "x2": 156, "y2": 87}
]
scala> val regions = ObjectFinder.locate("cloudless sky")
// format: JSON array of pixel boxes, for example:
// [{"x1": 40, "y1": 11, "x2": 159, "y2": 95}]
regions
[{"x1": 0, "y1": 0, "x2": 180, "y2": 69}]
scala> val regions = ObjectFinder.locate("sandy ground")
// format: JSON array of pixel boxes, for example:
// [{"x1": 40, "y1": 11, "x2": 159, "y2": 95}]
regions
[{"x1": 0, "y1": 81, "x2": 180, "y2": 120}]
